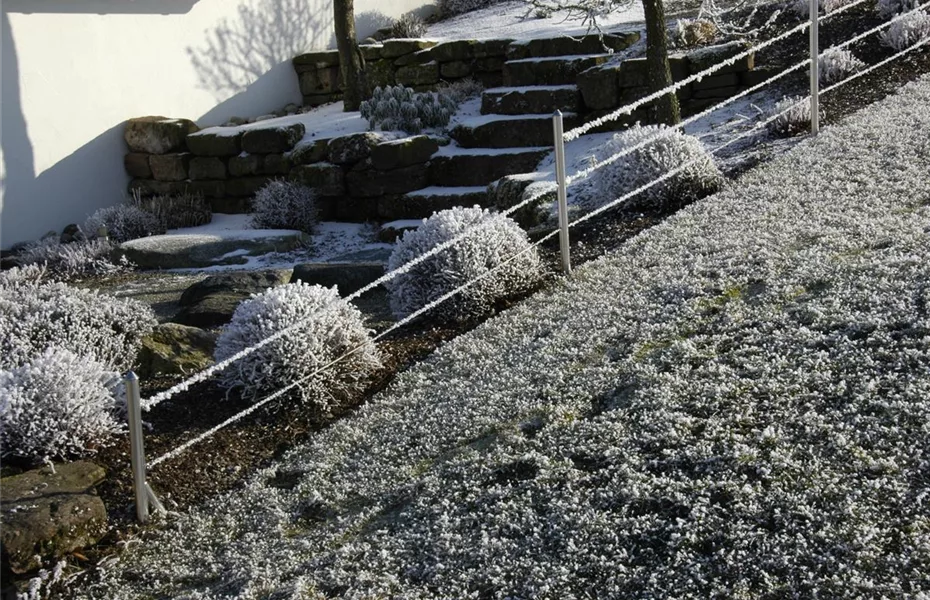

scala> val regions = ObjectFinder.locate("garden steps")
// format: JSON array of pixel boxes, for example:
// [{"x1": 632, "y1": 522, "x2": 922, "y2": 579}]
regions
[
  {"x1": 380, "y1": 186, "x2": 490, "y2": 221},
  {"x1": 427, "y1": 146, "x2": 551, "y2": 186},
  {"x1": 481, "y1": 85, "x2": 583, "y2": 116},
  {"x1": 502, "y1": 54, "x2": 614, "y2": 87},
  {"x1": 450, "y1": 113, "x2": 581, "y2": 148}
]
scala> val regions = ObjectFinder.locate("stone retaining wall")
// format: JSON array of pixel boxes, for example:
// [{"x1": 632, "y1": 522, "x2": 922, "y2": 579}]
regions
[
  {"x1": 293, "y1": 31, "x2": 642, "y2": 106},
  {"x1": 124, "y1": 118, "x2": 443, "y2": 220}
]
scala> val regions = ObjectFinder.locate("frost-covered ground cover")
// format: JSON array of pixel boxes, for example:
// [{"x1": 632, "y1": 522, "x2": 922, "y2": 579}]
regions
[{"x1": 78, "y1": 75, "x2": 930, "y2": 599}]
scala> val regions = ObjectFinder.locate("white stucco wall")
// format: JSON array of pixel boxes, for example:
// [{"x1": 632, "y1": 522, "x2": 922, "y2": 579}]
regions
[{"x1": 0, "y1": 0, "x2": 430, "y2": 249}]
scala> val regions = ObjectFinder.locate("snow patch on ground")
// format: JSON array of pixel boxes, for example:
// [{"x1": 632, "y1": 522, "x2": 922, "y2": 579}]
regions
[{"x1": 191, "y1": 103, "x2": 371, "y2": 142}]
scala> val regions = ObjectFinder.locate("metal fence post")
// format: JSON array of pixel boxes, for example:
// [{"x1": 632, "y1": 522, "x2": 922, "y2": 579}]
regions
[
  {"x1": 810, "y1": 0, "x2": 820, "y2": 135},
  {"x1": 552, "y1": 111, "x2": 572, "y2": 275},
  {"x1": 125, "y1": 371, "x2": 155, "y2": 523}
]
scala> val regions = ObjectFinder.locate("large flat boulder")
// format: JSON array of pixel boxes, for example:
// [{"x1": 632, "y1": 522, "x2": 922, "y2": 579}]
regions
[
  {"x1": 116, "y1": 230, "x2": 305, "y2": 270},
  {"x1": 1, "y1": 462, "x2": 107, "y2": 574}
]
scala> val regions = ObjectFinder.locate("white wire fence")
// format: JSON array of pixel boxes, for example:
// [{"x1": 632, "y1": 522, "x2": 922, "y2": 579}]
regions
[{"x1": 125, "y1": 2, "x2": 929, "y2": 521}]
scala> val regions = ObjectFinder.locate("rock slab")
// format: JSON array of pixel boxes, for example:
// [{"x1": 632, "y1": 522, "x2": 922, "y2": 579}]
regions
[
  {"x1": 1, "y1": 462, "x2": 107, "y2": 574},
  {"x1": 137, "y1": 323, "x2": 218, "y2": 377}
]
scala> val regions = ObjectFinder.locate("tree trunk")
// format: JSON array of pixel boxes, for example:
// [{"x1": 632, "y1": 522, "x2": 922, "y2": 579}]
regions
[
  {"x1": 333, "y1": 0, "x2": 368, "y2": 111},
  {"x1": 642, "y1": 0, "x2": 681, "y2": 126}
]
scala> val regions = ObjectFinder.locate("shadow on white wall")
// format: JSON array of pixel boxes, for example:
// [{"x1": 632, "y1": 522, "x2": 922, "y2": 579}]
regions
[{"x1": 188, "y1": 0, "x2": 331, "y2": 103}]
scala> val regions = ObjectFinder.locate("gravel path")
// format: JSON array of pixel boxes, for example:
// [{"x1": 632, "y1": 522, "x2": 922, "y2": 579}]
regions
[{"x1": 77, "y1": 73, "x2": 930, "y2": 600}]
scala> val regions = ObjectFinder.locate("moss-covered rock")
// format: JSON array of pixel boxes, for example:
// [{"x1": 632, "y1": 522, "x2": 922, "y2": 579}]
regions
[
  {"x1": 369, "y1": 136, "x2": 439, "y2": 171},
  {"x1": 241, "y1": 123, "x2": 305, "y2": 154},
  {"x1": 149, "y1": 152, "x2": 192, "y2": 182},
  {"x1": 124, "y1": 116, "x2": 199, "y2": 154},
  {"x1": 186, "y1": 131, "x2": 242, "y2": 157},
  {"x1": 1, "y1": 462, "x2": 107, "y2": 574},
  {"x1": 137, "y1": 323, "x2": 217, "y2": 377},
  {"x1": 290, "y1": 163, "x2": 346, "y2": 197}
]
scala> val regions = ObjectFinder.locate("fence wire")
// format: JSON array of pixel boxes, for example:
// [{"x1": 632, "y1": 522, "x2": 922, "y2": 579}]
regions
[
  {"x1": 563, "y1": 0, "x2": 872, "y2": 141},
  {"x1": 145, "y1": 10, "x2": 928, "y2": 467}
]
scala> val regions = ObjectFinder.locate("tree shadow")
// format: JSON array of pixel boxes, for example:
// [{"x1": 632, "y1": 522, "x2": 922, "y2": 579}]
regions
[
  {"x1": 355, "y1": 10, "x2": 393, "y2": 40},
  {"x1": 186, "y1": 0, "x2": 332, "y2": 103}
]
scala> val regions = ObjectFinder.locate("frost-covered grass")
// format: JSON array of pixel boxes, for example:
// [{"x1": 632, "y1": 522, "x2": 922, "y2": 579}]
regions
[{"x1": 79, "y1": 75, "x2": 930, "y2": 599}]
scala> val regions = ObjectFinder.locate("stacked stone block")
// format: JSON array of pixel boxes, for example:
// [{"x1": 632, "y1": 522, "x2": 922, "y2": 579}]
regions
[
  {"x1": 577, "y1": 41, "x2": 758, "y2": 129},
  {"x1": 293, "y1": 38, "x2": 512, "y2": 106},
  {"x1": 124, "y1": 118, "x2": 447, "y2": 221}
]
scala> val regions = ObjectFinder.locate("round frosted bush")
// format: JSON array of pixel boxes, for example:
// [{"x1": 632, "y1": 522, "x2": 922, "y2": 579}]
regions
[
  {"x1": 386, "y1": 206, "x2": 543, "y2": 324},
  {"x1": 0, "y1": 274, "x2": 157, "y2": 371},
  {"x1": 0, "y1": 347, "x2": 123, "y2": 461},
  {"x1": 876, "y1": 0, "x2": 922, "y2": 19},
  {"x1": 85, "y1": 203, "x2": 165, "y2": 243},
  {"x1": 818, "y1": 48, "x2": 865, "y2": 85},
  {"x1": 251, "y1": 180, "x2": 319, "y2": 233},
  {"x1": 880, "y1": 9, "x2": 930, "y2": 50},
  {"x1": 589, "y1": 125, "x2": 723, "y2": 210},
  {"x1": 214, "y1": 283, "x2": 381, "y2": 410}
]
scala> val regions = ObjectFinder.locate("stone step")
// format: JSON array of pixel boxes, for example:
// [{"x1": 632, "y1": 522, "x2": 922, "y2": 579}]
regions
[
  {"x1": 481, "y1": 85, "x2": 582, "y2": 115},
  {"x1": 428, "y1": 146, "x2": 550, "y2": 186},
  {"x1": 506, "y1": 31, "x2": 641, "y2": 60},
  {"x1": 450, "y1": 114, "x2": 580, "y2": 149},
  {"x1": 502, "y1": 54, "x2": 612, "y2": 87},
  {"x1": 379, "y1": 186, "x2": 490, "y2": 221}
]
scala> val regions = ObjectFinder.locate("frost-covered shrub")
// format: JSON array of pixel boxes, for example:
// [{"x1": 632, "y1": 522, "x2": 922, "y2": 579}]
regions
[
  {"x1": 880, "y1": 9, "x2": 930, "y2": 50},
  {"x1": 360, "y1": 85, "x2": 458, "y2": 134},
  {"x1": 437, "y1": 78, "x2": 485, "y2": 104},
  {"x1": 0, "y1": 347, "x2": 123, "y2": 461},
  {"x1": 388, "y1": 13, "x2": 427, "y2": 38},
  {"x1": 877, "y1": 0, "x2": 923, "y2": 19},
  {"x1": 13, "y1": 237, "x2": 128, "y2": 279},
  {"x1": 588, "y1": 125, "x2": 723, "y2": 210},
  {"x1": 214, "y1": 283, "x2": 381, "y2": 410},
  {"x1": 818, "y1": 47, "x2": 865, "y2": 84},
  {"x1": 768, "y1": 95, "x2": 820, "y2": 136},
  {"x1": 133, "y1": 190, "x2": 212, "y2": 229},
  {"x1": 386, "y1": 206, "x2": 542, "y2": 323},
  {"x1": 85, "y1": 203, "x2": 165, "y2": 243},
  {"x1": 673, "y1": 18, "x2": 718, "y2": 47},
  {"x1": 0, "y1": 264, "x2": 46, "y2": 289},
  {"x1": 0, "y1": 275, "x2": 156, "y2": 371},
  {"x1": 251, "y1": 180, "x2": 319, "y2": 233}
]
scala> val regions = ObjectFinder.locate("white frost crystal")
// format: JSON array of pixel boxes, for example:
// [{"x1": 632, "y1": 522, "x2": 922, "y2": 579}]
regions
[
  {"x1": 251, "y1": 179, "x2": 319, "y2": 234},
  {"x1": 586, "y1": 124, "x2": 723, "y2": 210},
  {"x1": 214, "y1": 282, "x2": 381, "y2": 410},
  {"x1": 386, "y1": 206, "x2": 543, "y2": 323},
  {"x1": 0, "y1": 348, "x2": 123, "y2": 460},
  {"x1": 0, "y1": 269, "x2": 156, "y2": 371}
]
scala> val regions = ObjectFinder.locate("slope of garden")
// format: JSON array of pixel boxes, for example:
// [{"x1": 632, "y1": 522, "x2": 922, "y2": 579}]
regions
[{"x1": 74, "y1": 69, "x2": 930, "y2": 598}]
